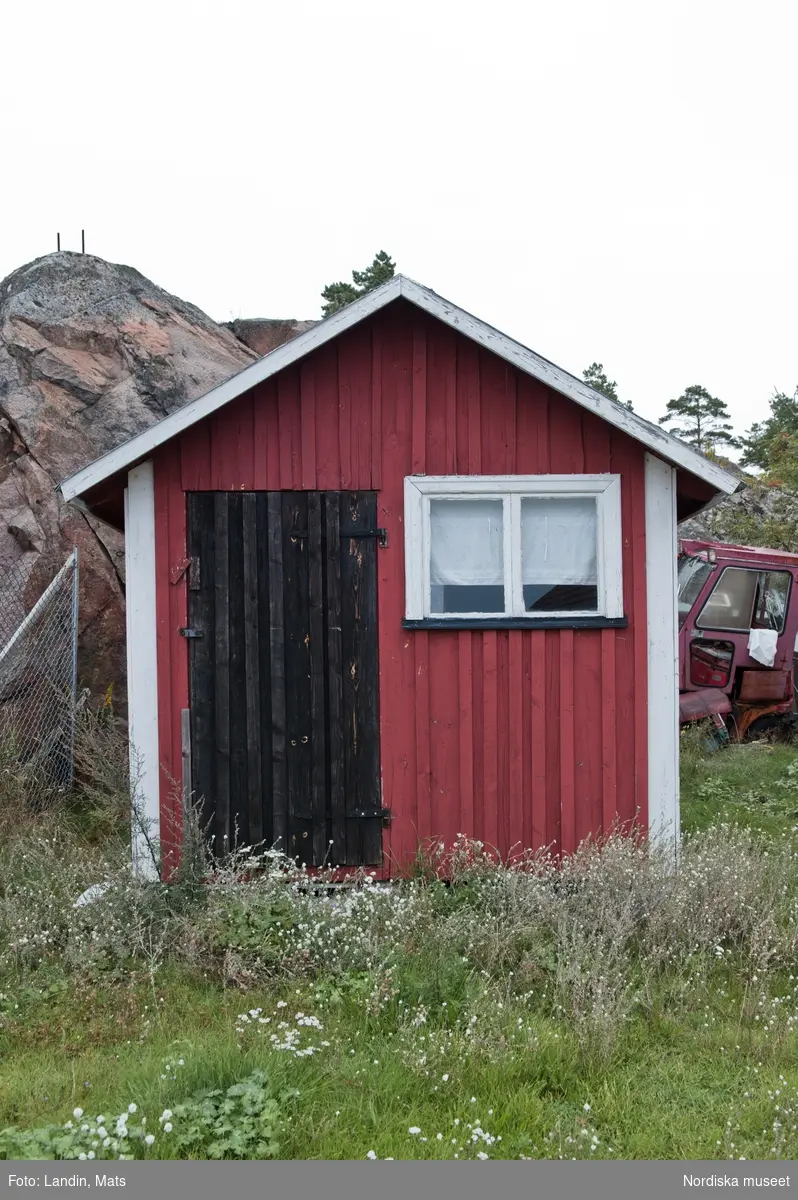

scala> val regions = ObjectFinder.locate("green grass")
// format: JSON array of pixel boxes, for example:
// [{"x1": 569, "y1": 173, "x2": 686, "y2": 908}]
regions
[
  {"x1": 3, "y1": 726, "x2": 798, "y2": 1160},
  {"x1": 2, "y1": 960, "x2": 798, "y2": 1160},
  {"x1": 680, "y1": 727, "x2": 798, "y2": 836}
]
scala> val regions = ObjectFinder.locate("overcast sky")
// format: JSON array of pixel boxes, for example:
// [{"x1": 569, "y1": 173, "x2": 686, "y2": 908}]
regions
[{"x1": 3, "y1": 0, "x2": 796, "y2": 449}]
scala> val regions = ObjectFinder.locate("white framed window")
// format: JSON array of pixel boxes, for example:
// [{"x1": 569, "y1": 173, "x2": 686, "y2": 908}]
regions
[{"x1": 404, "y1": 475, "x2": 624, "y2": 623}]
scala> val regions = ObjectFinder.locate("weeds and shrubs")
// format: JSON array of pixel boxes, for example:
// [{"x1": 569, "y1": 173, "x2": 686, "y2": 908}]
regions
[
  {"x1": 0, "y1": 1069, "x2": 292, "y2": 1161},
  {"x1": 3, "y1": 816, "x2": 798, "y2": 1062},
  {"x1": 5, "y1": 707, "x2": 798, "y2": 1157}
]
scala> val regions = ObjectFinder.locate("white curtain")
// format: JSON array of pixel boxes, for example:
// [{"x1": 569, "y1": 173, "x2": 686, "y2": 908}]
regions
[
  {"x1": 521, "y1": 497, "x2": 597, "y2": 586},
  {"x1": 429, "y1": 499, "x2": 504, "y2": 585}
]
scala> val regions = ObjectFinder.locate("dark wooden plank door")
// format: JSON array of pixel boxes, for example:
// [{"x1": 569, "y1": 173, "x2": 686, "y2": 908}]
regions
[{"x1": 186, "y1": 491, "x2": 382, "y2": 867}]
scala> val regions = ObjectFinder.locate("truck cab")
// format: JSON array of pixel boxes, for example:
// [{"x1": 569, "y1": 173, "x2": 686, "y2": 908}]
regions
[{"x1": 678, "y1": 539, "x2": 798, "y2": 738}]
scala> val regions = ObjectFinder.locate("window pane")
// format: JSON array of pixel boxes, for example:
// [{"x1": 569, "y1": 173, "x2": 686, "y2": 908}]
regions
[
  {"x1": 677, "y1": 554, "x2": 713, "y2": 628},
  {"x1": 753, "y1": 571, "x2": 790, "y2": 632},
  {"x1": 696, "y1": 568, "x2": 757, "y2": 630},
  {"x1": 429, "y1": 498, "x2": 504, "y2": 613},
  {"x1": 521, "y1": 497, "x2": 598, "y2": 612}
]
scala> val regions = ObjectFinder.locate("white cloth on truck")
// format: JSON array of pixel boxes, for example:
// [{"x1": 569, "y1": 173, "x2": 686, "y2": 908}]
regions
[{"x1": 748, "y1": 628, "x2": 778, "y2": 668}]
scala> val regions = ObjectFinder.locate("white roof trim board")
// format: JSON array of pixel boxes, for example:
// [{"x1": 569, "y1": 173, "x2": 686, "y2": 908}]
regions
[{"x1": 59, "y1": 275, "x2": 740, "y2": 502}]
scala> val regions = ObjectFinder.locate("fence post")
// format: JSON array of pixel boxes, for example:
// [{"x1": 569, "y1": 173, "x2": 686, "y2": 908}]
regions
[{"x1": 69, "y1": 547, "x2": 80, "y2": 791}]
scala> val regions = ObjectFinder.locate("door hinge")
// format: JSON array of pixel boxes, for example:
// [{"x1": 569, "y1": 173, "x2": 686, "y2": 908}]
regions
[
  {"x1": 341, "y1": 527, "x2": 388, "y2": 548},
  {"x1": 179, "y1": 627, "x2": 204, "y2": 639},
  {"x1": 351, "y1": 807, "x2": 393, "y2": 825},
  {"x1": 290, "y1": 528, "x2": 389, "y2": 548}
]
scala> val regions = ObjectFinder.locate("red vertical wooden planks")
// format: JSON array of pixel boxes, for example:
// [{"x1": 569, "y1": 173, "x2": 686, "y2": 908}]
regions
[
  {"x1": 601, "y1": 627, "x2": 618, "y2": 833},
  {"x1": 411, "y1": 323, "x2": 431, "y2": 847},
  {"x1": 573, "y1": 631, "x2": 603, "y2": 846},
  {"x1": 581, "y1": 412, "x2": 613, "y2": 837},
  {"x1": 411, "y1": 324, "x2": 427, "y2": 476},
  {"x1": 529, "y1": 632, "x2": 547, "y2": 849},
  {"x1": 558, "y1": 630, "x2": 576, "y2": 855},
  {"x1": 479, "y1": 352, "x2": 511, "y2": 475},
  {"x1": 300, "y1": 361, "x2": 316, "y2": 491},
  {"x1": 277, "y1": 369, "x2": 300, "y2": 490},
  {"x1": 415, "y1": 631, "x2": 432, "y2": 844},
  {"x1": 375, "y1": 312, "x2": 416, "y2": 868},
  {"x1": 482, "y1": 632, "x2": 499, "y2": 851},
  {"x1": 610, "y1": 428, "x2": 644, "y2": 830},
  {"x1": 429, "y1": 631, "x2": 460, "y2": 847},
  {"x1": 313, "y1": 343, "x2": 341, "y2": 491},
  {"x1": 180, "y1": 422, "x2": 211, "y2": 490},
  {"x1": 370, "y1": 325, "x2": 382, "y2": 491},
  {"x1": 629, "y1": 451, "x2": 649, "y2": 829},
  {"x1": 154, "y1": 444, "x2": 189, "y2": 872},
  {"x1": 426, "y1": 321, "x2": 454, "y2": 476},
  {"x1": 508, "y1": 631, "x2": 524, "y2": 859},
  {"x1": 496, "y1": 633, "x2": 511, "y2": 856},
  {"x1": 251, "y1": 381, "x2": 279, "y2": 489},
  {"x1": 458, "y1": 633, "x2": 475, "y2": 841},
  {"x1": 545, "y1": 631, "x2": 562, "y2": 853},
  {"x1": 349, "y1": 327, "x2": 373, "y2": 488}
]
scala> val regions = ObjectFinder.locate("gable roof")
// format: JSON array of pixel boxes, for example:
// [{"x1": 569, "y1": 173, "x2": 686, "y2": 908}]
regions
[{"x1": 59, "y1": 274, "x2": 741, "y2": 503}]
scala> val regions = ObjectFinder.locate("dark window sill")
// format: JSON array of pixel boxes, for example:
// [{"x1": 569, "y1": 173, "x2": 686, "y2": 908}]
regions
[{"x1": 402, "y1": 616, "x2": 629, "y2": 631}]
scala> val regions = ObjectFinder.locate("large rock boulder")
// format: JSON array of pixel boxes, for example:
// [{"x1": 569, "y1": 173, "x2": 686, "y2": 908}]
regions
[
  {"x1": 679, "y1": 475, "x2": 798, "y2": 552},
  {"x1": 0, "y1": 251, "x2": 261, "y2": 713},
  {"x1": 225, "y1": 317, "x2": 317, "y2": 357}
]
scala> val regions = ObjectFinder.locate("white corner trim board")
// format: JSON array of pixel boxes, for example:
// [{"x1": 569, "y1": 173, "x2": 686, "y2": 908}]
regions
[
  {"x1": 124, "y1": 462, "x2": 161, "y2": 879},
  {"x1": 645, "y1": 453, "x2": 680, "y2": 856},
  {"x1": 59, "y1": 276, "x2": 740, "y2": 505}
]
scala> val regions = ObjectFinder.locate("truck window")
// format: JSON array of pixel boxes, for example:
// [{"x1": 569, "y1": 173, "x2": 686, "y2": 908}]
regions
[
  {"x1": 752, "y1": 571, "x2": 791, "y2": 632},
  {"x1": 696, "y1": 567, "x2": 791, "y2": 633},
  {"x1": 677, "y1": 554, "x2": 712, "y2": 628},
  {"x1": 696, "y1": 567, "x2": 758, "y2": 631}
]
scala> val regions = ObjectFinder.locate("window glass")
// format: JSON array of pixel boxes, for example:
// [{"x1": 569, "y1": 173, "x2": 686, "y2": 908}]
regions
[
  {"x1": 521, "y1": 497, "x2": 598, "y2": 612},
  {"x1": 752, "y1": 571, "x2": 790, "y2": 632},
  {"x1": 429, "y1": 498, "x2": 504, "y2": 613},
  {"x1": 696, "y1": 568, "x2": 757, "y2": 631},
  {"x1": 677, "y1": 554, "x2": 713, "y2": 628}
]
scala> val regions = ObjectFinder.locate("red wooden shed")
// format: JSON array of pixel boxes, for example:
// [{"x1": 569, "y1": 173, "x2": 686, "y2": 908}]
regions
[{"x1": 59, "y1": 276, "x2": 740, "y2": 877}]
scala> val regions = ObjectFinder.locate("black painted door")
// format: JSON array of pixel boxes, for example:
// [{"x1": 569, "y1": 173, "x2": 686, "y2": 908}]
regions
[{"x1": 186, "y1": 491, "x2": 382, "y2": 866}]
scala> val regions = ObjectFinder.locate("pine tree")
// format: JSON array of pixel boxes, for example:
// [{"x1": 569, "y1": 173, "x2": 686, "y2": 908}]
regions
[
  {"x1": 740, "y1": 387, "x2": 798, "y2": 473},
  {"x1": 582, "y1": 363, "x2": 633, "y2": 410},
  {"x1": 321, "y1": 251, "x2": 396, "y2": 316},
  {"x1": 658, "y1": 385, "x2": 739, "y2": 453}
]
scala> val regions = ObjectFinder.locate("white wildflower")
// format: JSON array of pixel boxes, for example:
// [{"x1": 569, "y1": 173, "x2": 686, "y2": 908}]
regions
[{"x1": 145, "y1": 1134, "x2": 155, "y2": 1146}]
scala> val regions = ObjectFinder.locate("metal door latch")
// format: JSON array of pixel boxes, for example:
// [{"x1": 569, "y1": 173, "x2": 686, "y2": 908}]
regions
[{"x1": 179, "y1": 628, "x2": 204, "y2": 639}]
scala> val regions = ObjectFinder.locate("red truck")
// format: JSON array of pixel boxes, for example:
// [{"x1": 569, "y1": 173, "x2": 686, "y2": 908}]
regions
[{"x1": 678, "y1": 539, "x2": 798, "y2": 741}]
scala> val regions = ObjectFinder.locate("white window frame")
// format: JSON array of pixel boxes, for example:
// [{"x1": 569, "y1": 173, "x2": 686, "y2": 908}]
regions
[{"x1": 404, "y1": 474, "x2": 624, "y2": 622}]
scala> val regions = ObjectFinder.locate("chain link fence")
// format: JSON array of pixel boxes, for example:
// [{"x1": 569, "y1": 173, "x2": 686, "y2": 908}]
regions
[{"x1": 0, "y1": 548, "x2": 79, "y2": 804}]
